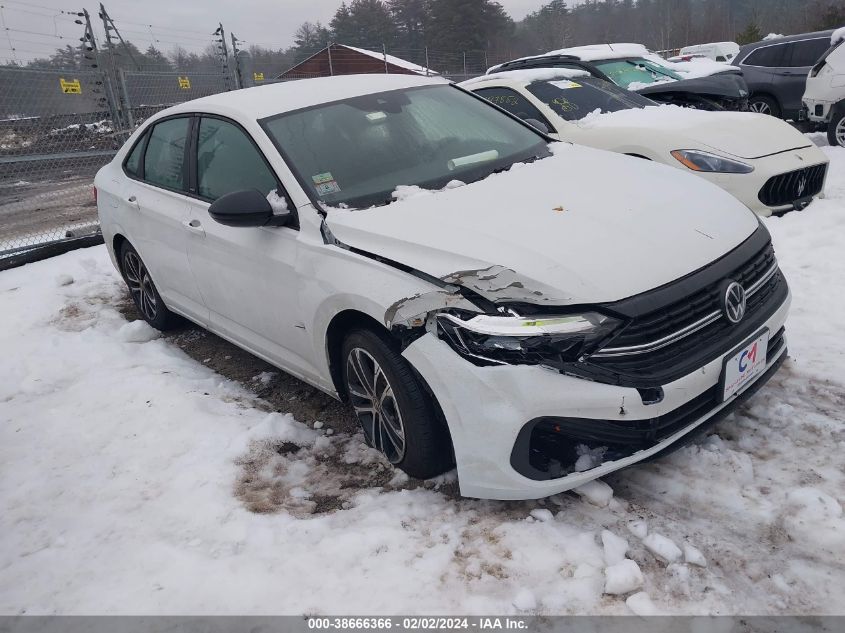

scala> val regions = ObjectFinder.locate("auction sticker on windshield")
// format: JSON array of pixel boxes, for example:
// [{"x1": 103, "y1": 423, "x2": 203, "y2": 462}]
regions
[
  {"x1": 721, "y1": 330, "x2": 769, "y2": 401},
  {"x1": 312, "y1": 172, "x2": 341, "y2": 195}
]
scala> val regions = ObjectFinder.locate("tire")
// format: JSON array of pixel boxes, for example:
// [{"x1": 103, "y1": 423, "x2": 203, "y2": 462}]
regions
[
  {"x1": 119, "y1": 241, "x2": 181, "y2": 331},
  {"x1": 341, "y1": 328, "x2": 453, "y2": 479},
  {"x1": 749, "y1": 95, "x2": 781, "y2": 118},
  {"x1": 827, "y1": 107, "x2": 845, "y2": 147}
]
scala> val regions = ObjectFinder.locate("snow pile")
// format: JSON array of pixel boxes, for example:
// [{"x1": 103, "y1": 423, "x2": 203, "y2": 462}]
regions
[
  {"x1": 832, "y1": 27, "x2": 845, "y2": 46},
  {"x1": 764, "y1": 33, "x2": 785, "y2": 41},
  {"x1": 462, "y1": 67, "x2": 590, "y2": 87},
  {"x1": 660, "y1": 57, "x2": 738, "y2": 79},
  {"x1": 604, "y1": 559, "x2": 644, "y2": 595}
]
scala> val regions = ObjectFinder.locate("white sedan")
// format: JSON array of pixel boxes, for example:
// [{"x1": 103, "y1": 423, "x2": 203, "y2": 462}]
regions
[
  {"x1": 463, "y1": 69, "x2": 829, "y2": 215},
  {"x1": 95, "y1": 74, "x2": 790, "y2": 500}
]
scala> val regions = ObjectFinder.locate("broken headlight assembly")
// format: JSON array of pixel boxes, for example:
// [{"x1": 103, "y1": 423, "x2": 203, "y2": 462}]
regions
[{"x1": 436, "y1": 311, "x2": 622, "y2": 367}]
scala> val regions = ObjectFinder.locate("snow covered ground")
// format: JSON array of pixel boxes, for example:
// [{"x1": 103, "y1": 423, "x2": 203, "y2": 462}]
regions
[{"x1": 1, "y1": 139, "x2": 844, "y2": 616}]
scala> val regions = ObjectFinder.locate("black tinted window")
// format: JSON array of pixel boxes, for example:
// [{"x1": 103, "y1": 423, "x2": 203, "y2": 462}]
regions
[
  {"x1": 124, "y1": 132, "x2": 145, "y2": 176},
  {"x1": 143, "y1": 118, "x2": 189, "y2": 191},
  {"x1": 473, "y1": 87, "x2": 549, "y2": 125},
  {"x1": 525, "y1": 77, "x2": 653, "y2": 121},
  {"x1": 197, "y1": 118, "x2": 277, "y2": 200},
  {"x1": 785, "y1": 38, "x2": 831, "y2": 67},
  {"x1": 744, "y1": 44, "x2": 785, "y2": 67}
]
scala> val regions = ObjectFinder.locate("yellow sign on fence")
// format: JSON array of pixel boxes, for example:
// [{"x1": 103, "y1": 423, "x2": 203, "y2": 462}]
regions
[
  {"x1": 178, "y1": 76, "x2": 191, "y2": 89},
  {"x1": 253, "y1": 72, "x2": 264, "y2": 81},
  {"x1": 59, "y1": 78, "x2": 82, "y2": 94}
]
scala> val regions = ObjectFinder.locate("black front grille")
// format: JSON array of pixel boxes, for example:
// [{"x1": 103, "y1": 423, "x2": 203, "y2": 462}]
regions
[
  {"x1": 758, "y1": 163, "x2": 827, "y2": 207},
  {"x1": 576, "y1": 238, "x2": 788, "y2": 388}
]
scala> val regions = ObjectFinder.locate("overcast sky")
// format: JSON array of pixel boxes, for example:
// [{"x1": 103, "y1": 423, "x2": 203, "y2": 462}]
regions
[{"x1": 2, "y1": 0, "x2": 551, "y2": 63}]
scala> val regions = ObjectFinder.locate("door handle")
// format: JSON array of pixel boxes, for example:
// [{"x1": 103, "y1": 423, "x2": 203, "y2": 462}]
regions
[
  {"x1": 126, "y1": 195, "x2": 140, "y2": 210},
  {"x1": 183, "y1": 218, "x2": 206, "y2": 236}
]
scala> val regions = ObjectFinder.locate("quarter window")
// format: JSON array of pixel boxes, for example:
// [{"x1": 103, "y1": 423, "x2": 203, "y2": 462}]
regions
[
  {"x1": 743, "y1": 44, "x2": 785, "y2": 67},
  {"x1": 197, "y1": 117, "x2": 278, "y2": 201},
  {"x1": 143, "y1": 118, "x2": 190, "y2": 191},
  {"x1": 784, "y1": 38, "x2": 831, "y2": 67},
  {"x1": 124, "y1": 132, "x2": 145, "y2": 176}
]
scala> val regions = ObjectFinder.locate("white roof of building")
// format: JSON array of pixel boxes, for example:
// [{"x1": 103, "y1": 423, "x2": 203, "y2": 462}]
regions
[
  {"x1": 341, "y1": 45, "x2": 437, "y2": 76},
  {"x1": 164, "y1": 74, "x2": 448, "y2": 120}
]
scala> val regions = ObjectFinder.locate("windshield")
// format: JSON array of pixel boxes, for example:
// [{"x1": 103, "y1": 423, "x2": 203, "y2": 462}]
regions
[
  {"x1": 592, "y1": 57, "x2": 682, "y2": 88},
  {"x1": 261, "y1": 84, "x2": 550, "y2": 209},
  {"x1": 525, "y1": 76, "x2": 655, "y2": 121}
]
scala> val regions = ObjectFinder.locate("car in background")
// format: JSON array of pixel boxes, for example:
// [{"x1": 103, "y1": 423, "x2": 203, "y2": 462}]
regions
[
  {"x1": 462, "y1": 68, "x2": 828, "y2": 216},
  {"x1": 489, "y1": 43, "x2": 749, "y2": 111},
  {"x1": 95, "y1": 74, "x2": 791, "y2": 500},
  {"x1": 803, "y1": 27, "x2": 845, "y2": 146},
  {"x1": 733, "y1": 30, "x2": 833, "y2": 119},
  {"x1": 679, "y1": 41, "x2": 740, "y2": 63}
]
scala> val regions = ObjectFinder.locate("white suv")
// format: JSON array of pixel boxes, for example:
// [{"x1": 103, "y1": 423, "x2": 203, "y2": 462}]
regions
[
  {"x1": 95, "y1": 75, "x2": 791, "y2": 500},
  {"x1": 803, "y1": 29, "x2": 845, "y2": 146}
]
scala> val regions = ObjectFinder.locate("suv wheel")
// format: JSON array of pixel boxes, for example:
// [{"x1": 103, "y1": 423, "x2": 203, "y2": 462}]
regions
[
  {"x1": 749, "y1": 95, "x2": 781, "y2": 117},
  {"x1": 119, "y1": 241, "x2": 181, "y2": 330},
  {"x1": 341, "y1": 328, "x2": 453, "y2": 479},
  {"x1": 827, "y1": 107, "x2": 845, "y2": 147}
]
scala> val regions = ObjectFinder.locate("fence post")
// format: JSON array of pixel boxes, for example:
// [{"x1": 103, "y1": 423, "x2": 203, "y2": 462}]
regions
[
  {"x1": 327, "y1": 42, "x2": 334, "y2": 76},
  {"x1": 484, "y1": 50, "x2": 488, "y2": 71},
  {"x1": 383, "y1": 43, "x2": 389, "y2": 73},
  {"x1": 230, "y1": 33, "x2": 243, "y2": 89},
  {"x1": 462, "y1": 51, "x2": 467, "y2": 77},
  {"x1": 118, "y1": 68, "x2": 134, "y2": 129},
  {"x1": 424, "y1": 47, "x2": 430, "y2": 76}
]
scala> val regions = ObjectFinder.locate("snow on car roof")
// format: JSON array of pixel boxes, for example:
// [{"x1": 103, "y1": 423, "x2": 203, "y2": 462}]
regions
[
  {"x1": 342, "y1": 45, "x2": 438, "y2": 76},
  {"x1": 163, "y1": 74, "x2": 448, "y2": 120},
  {"x1": 545, "y1": 43, "x2": 651, "y2": 61},
  {"x1": 462, "y1": 67, "x2": 590, "y2": 87},
  {"x1": 832, "y1": 26, "x2": 845, "y2": 45}
]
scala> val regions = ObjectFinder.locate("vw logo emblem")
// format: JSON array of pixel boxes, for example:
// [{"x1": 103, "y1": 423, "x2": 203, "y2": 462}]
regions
[{"x1": 722, "y1": 281, "x2": 747, "y2": 324}]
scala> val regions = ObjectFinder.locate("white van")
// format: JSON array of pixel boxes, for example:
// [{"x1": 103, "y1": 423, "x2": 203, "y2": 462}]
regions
[
  {"x1": 679, "y1": 41, "x2": 740, "y2": 62},
  {"x1": 803, "y1": 28, "x2": 845, "y2": 146}
]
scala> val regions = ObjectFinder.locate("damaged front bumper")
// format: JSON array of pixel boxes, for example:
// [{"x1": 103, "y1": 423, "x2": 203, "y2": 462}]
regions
[{"x1": 403, "y1": 290, "x2": 790, "y2": 500}]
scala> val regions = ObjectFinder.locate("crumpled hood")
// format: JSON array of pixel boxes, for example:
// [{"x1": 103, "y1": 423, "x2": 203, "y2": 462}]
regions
[
  {"x1": 577, "y1": 106, "x2": 813, "y2": 160},
  {"x1": 325, "y1": 143, "x2": 760, "y2": 306}
]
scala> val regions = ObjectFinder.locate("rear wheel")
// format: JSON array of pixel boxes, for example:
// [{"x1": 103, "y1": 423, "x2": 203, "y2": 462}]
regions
[
  {"x1": 341, "y1": 328, "x2": 453, "y2": 479},
  {"x1": 827, "y1": 107, "x2": 845, "y2": 147},
  {"x1": 119, "y1": 241, "x2": 181, "y2": 330},
  {"x1": 749, "y1": 95, "x2": 781, "y2": 118}
]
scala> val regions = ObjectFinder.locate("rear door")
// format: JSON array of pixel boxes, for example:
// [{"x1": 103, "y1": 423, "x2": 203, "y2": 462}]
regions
[
  {"x1": 739, "y1": 43, "x2": 785, "y2": 107},
  {"x1": 122, "y1": 115, "x2": 207, "y2": 320},
  {"x1": 774, "y1": 37, "x2": 832, "y2": 116}
]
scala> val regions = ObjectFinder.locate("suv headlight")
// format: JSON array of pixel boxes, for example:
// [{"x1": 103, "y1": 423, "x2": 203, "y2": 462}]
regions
[
  {"x1": 671, "y1": 149, "x2": 754, "y2": 174},
  {"x1": 436, "y1": 311, "x2": 622, "y2": 366}
]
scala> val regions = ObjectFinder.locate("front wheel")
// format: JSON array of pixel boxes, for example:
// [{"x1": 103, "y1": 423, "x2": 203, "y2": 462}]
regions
[
  {"x1": 827, "y1": 108, "x2": 845, "y2": 147},
  {"x1": 341, "y1": 329, "x2": 453, "y2": 479},
  {"x1": 119, "y1": 241, "x2": 181, "y2": 330},
  {"x1": 749, "y1": 95, "x2": 781, "y2": 118}
]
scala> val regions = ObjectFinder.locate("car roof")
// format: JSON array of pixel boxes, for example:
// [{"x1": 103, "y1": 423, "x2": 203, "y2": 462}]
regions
[
  {"x1": 163, "y1": 73, "x2": 449, "y2": 120},
  {"x1": 740, "y1": 30, "x2": 834, "y2": 52},
  {"x1": 462, "y1": 67, "x2": 593, "y2": 88}
]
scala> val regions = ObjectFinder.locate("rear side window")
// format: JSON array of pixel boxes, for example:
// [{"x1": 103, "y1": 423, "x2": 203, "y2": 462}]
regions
[
  {"x1": 143, "y1": 118, "x2": 190, "y2": 191},
  {"x1": 473, "y1": 87, "x2": 550, "y2": 127},
  {"x1": 743, "y1": 44, "x2": 785, "y2": 67},
  {"x1": 196, "y1": 117, "x2": 278, "y2": 201},
  {"x1": 784, "y1": 38, "x2": 831, "y2": 67},
  {"x1": 124, "y1": 132, "x2": 145, "y2": 176}
]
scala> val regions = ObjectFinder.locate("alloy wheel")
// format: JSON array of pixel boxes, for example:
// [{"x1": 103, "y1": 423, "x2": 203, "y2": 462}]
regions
[
  {"x1": 749, "y1": 101, "x2": 771, "y2": 115},
  {"x1": 123, "y1": 250, "x2": 157, "y2": 321},
  {"x1": 836, "y1": 117, "x2": 845, "y2": 147},
  {"x1": 346, "y1": 347, "x2": 406, "y2": 463}
]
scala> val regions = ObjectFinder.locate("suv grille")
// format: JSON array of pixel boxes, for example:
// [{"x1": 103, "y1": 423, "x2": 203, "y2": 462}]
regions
[
  {"x1": 758, "y1": 163, "x2": 826, "y2": 208},
  {"x1": 582, "y1": 241, "x2": 787, "y2": 387}
]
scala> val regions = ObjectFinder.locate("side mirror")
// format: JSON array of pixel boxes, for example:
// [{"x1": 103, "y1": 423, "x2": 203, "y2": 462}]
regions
[
  {"x1": 207, "y1": 189, "x2": 291, "y2": 228},
  {"x1": 523, "y1": 118, "x2": 550, "y2": 134}
]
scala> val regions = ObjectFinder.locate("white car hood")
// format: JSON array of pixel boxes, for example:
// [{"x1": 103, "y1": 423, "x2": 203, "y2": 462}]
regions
[
  {"x1": 575, "y1": 106, "x2": 813, "y2": 160},
  {"x1": 325, "y1": 143, "x2": 760, "y2": 306}
]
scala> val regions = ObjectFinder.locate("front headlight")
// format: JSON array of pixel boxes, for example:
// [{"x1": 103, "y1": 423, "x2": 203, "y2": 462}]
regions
[
  {"x1": 436, "y1": 311, "x2": 622, "y2": 367},
  {"x1": 671, "y1": 149, "x2": 754, "y2": 174}
]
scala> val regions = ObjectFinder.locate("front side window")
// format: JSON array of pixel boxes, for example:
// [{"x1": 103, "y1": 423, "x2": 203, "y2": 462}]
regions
[
  {"x1": 743, "y1": 44, "x2": 785, "y2": 68},
  {"x1": 472, "y1": 87, "x2": 550, "y2": 126},
  {"x1": 143, "y1": 118, "x2": 190, "y2": 191},
  {"x1": 262, "y1": 84, "x2": 549, "y2": 209},
  {"x1": 592, "y1": 58, "x2": 682, "y2": 88},
  {"x1": 197, "y1": 117, "x2": 278, "y2": 201},
  {"x1": 525, "y1": 77, "x2": 654, "y2": 121},
  {"x1": 785, "y1": 38, "x2": 831, "y2": 67}
]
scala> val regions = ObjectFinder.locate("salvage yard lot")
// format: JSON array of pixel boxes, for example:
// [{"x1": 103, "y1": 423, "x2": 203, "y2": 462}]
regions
[{"x1": 1, "y1": 138, "x2": 844, "y2": 616}]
